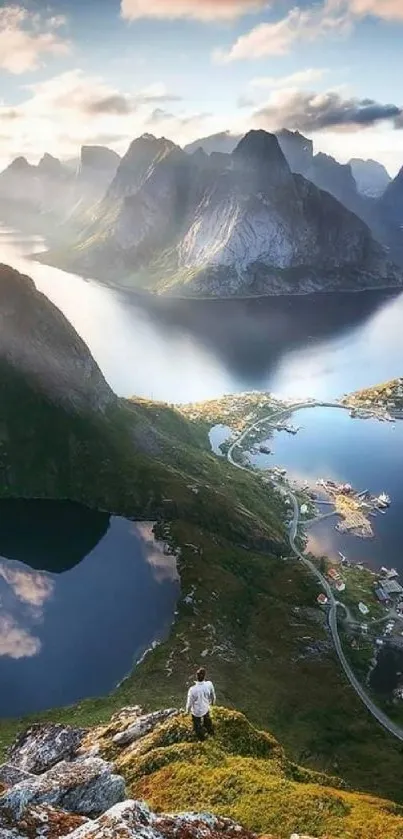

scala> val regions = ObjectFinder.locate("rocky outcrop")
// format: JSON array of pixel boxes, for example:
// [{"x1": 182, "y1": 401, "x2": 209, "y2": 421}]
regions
[
  {"x1": 0, "y1": 714, "x2": 257, "y2": 839},
  {"x1": 8, "y1": 724, "x2": 86, "y2": 775},
  {"x1": 0, "y1": 757, "x2": 125, "y2": 820},
  {"x1": 112, "y1": 708, "x2": 178, "y2": 746},
  {"x1": 0, "y1": 803, "x2": 87, "y2": 838}
]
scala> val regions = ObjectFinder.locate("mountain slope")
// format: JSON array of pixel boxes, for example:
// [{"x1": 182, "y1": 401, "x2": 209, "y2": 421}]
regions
[{"x1": 39, "y1": 130, "x2": 402, "y2": 297}]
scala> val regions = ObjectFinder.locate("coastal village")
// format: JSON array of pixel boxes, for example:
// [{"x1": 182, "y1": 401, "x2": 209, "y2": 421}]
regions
[{"x1": 181, "y1": 385, "x2": 403, "y2": 704}]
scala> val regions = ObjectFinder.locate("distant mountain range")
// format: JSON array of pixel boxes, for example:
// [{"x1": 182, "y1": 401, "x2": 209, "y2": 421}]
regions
[{"x1": 1, "y1": 129, "x2": 403, "y2": 298}]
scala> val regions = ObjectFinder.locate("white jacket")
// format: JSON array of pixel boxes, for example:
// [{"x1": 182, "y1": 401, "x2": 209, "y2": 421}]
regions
[{"x1": 186, "y1": 680, "x2": 216, "y2": 717}]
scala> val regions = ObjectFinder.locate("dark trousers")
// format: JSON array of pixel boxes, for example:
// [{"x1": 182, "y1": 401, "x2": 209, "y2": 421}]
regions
[{"x1": 192, "y1": 712, "x2": 214, "y2": 740}]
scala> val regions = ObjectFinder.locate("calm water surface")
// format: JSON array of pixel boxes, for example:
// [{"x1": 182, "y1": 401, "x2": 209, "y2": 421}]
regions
[
  {"x1": 0, "y1": 500, "x2": 179, "y2": 717},
  {"x1": 253, "y1": 407, "x2": 403, "y2": 573},
  {"x1": 2, "y1": 224, "x2": 403, "y2": 402}
]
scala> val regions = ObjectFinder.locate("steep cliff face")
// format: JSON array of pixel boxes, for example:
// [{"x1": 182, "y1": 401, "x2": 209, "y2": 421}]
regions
[
  {"x1": 379, "y1": 166, "x2": 403, "y2": 226},
  {"x1": 44, "y1": 130, "x2": 402, "y2": 296},
  {"x1": 0, "y1": 264, "x2": 114, "y2": 415}
]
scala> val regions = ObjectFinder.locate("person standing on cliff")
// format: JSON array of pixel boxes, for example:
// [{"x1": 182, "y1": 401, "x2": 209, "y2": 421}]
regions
[{"x1": 186, "y1": 667, "x2": 216, "y2": 741}]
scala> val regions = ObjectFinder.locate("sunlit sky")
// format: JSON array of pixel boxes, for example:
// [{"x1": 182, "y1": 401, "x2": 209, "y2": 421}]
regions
[{"x1": 1, "y1": 0, "x2": 402, "y2": 173}]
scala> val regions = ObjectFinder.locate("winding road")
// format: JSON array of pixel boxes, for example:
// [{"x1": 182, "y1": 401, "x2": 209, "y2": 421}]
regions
[{"x1": 227, "y1": 400, "x2": 403, "y2": 742}]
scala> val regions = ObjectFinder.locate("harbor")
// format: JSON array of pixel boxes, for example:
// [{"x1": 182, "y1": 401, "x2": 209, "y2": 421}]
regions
[{"x1": 316, "y1": 479, "x2": 391, "y2": 538}]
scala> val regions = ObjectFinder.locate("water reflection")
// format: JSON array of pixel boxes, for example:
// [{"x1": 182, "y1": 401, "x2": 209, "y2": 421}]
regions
[
  {"x1": 2, "y1": 223, "x2": 403, "y2": 401},
  {"x1": 0, "y1": 502, "x2": 179, "y2": 716}
]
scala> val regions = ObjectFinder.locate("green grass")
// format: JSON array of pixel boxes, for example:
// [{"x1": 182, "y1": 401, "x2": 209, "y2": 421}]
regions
[{"x1": 81, "y1": 707, "x2": 403, "y2": 839}]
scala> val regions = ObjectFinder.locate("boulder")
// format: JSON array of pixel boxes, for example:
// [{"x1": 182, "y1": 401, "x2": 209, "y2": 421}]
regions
[
  {"x1": 0, "y1": 802, "x2": 87, "y2": 838},
  {"x1": 64, "y1": 802, "x2": 257, "y2": 839},
  {"x1": 0, "y1": 757, "x2": 125, "y2": 820},
  {"x1": 8, "y1": 724, "x2": 86, "y2": 774},
  {"x1": 0, "y1": 764, "x2": 33, "y2": 788},
  {"x1": 154, "y1": 812, "x2": 256, "y2": 839},
  {"x1": 112, "y1": 709, "x2": 178, "y2": 746},
  {"x1": 63, "y1": 800, "x2": 158, "y2": 838}
]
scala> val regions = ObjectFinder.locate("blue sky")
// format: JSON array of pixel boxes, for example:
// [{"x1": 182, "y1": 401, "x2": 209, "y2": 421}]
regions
[{"x1": 0, "y1": 0, "x2": 402, "y2": 172}]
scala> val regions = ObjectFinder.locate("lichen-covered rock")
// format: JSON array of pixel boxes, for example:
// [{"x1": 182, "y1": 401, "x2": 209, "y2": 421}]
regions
[
  {"x1": 0, "y1": 757, "x2": 125, "y2": 820},
  {"x1": 0, "y1": 802, "x2": 87, "y2": 838},
  {"x1": 112, "y1": 709, "x2": 178, "y2": 747},
  {"x1": 154, "y1": 812, "x2": 256, "y2": 839},
  {"x1": 0, "y1": 764, "x2": 33, "y2": 788},
  {"x1": 63, "y1": 800, "x2": 157, "y2": 838},
  {"x1": 7, "y1": 725, "x2": 86, "y2": 775},
  {"x1": 79, "y1": 708, "x2": 144, "y2": 758},
  {"x1": 63, "y1": 801, "x2": 257, "y2": 839}
]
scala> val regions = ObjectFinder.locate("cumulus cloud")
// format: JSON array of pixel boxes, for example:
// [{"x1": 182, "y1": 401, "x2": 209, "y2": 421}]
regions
[
  {"x1": 0, "y1": 5, "x2": 70, "y2": 74},
  {"x1": 216, "y1": 0, "x2": 403, "y2": 63},
  {"x1": 349, "y1": 0, "x2": 403, "y2": 19},
  {"x1": 0, "y1": 69, "x2": 216, "y2": 166},
  {"x1": 121, "y1": 0, "x2": 266, "y2": 21},
  {"x1": 0, "y1": 614, "x2": 41, "y2": 659},
  {"x1": 216, "y1": 1, "x2": 351, "y2": 61},
  {"x1": 252, "y1": 88, "x2": 402, "y2": 133},
  {"x1": 250, "y1": 68, "x2": 329, "y2": 89}
]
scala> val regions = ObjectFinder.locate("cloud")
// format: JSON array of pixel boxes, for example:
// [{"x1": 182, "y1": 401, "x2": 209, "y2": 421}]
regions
[
  {"x1": 0, "y1": 5, "x2": 70, "y2": 74},
  {"x1": 216, "y1": 2, "x2": 351, "y2": 62},
  {"x1": 252, "y1": 88, "x2": 402, "y2": 133},
  {"x1": 216, "y1": 0, "x2": 403, "y2": 63},
  {"x1": 0, "y1": 68, "x2": 216, "y2": 167},
  {"x1": 121, "y1": 0, "x2": 266, "y2": 21},
  {"x1": 135, "y1": 522, "x2": 179, "y2": 584},
  {"x1": 250, "y1": 68, "x2": 329, "y2": 90},
  {"x1": 0, "y1": 614, "x2": 41, "y2": 659},
  {"x1": 0, "y1": 564, "x2": 54, "y2": 609},
  {"x1": 349, "y1": 0, "x2": 403, "y2": 20}
]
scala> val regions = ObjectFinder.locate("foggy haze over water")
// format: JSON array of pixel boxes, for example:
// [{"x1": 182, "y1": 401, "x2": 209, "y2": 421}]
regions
[{"x1": 2, "y1": 224, "x2": 403, "y2": 403}]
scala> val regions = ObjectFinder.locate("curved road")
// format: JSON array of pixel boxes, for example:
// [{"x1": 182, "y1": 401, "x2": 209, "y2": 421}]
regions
[{"x1": 227, "y1": 400, "x2": 403, "y2": 742}]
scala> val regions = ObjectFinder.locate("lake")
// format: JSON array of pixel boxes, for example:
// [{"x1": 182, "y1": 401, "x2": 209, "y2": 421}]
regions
[
  {"x1": 0, "y1": 500, "x2": 179, "y2": 717},
  {"x1": 2, "y1": 224, "x2": 403, "y2": 402}
]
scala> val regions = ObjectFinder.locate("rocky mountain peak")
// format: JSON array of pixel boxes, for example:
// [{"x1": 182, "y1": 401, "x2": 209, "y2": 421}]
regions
[
  {"x1": 107, "y1": 134, "x2": 183, "y2": 200},
  {"x1": 6, "y1": 156, "x2": 34, "y2": 174},
  {"x1": 232, "y1": 130, "x2": 292, "y2": 193},
  {"x1": 80, "y1": 145, "x2": 121, "y2": 171},
  {"x1": 38, "y1": 153, "x2": 65, "y2": 177},
  {"x1": 276, "y1": 129, "x2": 314, "y2": 175},
  {"x1": 233, "y1": 130, "x2": 289, "y2": 169},
  {"x1": 349, "y1": 157, "x2": 391, "y2": 197}
]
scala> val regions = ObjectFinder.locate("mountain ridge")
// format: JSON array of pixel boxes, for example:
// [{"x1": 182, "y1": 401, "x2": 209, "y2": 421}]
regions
[{"x1": 34, "y1": 129, "x2": 403, "y2": 298}]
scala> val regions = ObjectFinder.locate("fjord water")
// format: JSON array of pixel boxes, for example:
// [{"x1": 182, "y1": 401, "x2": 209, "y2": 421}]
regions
[
  {"x1": 2, "y1": 224, "x2": 403, "y2": 402},
  {"x1": 0, "y1": 500, "x2": 179, "y2": 716},
  {"x1": 255, "y1": 407, "x2": 403, "y2": 573}
]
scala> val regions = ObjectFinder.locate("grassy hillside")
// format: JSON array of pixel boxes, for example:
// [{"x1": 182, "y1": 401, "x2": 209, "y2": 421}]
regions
[{"x1": 82, "y1": 707, "x2": 403, "y2": 839}]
